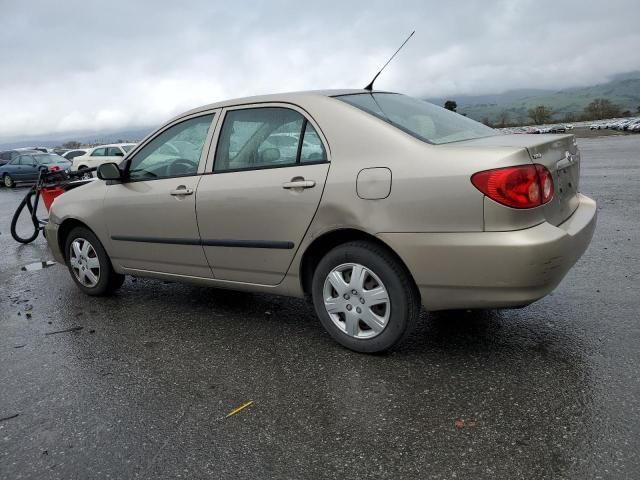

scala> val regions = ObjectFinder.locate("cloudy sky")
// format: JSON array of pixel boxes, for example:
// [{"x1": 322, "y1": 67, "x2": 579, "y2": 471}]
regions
[{"x1": 1, "y1": 0, "x2": 639, "y2": 140}]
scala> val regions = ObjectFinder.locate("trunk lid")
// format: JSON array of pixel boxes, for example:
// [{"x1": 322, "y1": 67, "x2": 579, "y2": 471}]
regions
[{"x1": 453, "y1": 133, "x2": 581, "y2": 226}]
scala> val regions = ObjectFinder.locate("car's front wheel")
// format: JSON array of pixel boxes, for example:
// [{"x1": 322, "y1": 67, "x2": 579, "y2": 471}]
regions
[
  {"x1": 3, "y1": 174, "x2": 15, "y2": 188},
  {"x1": 64, "y1": 226, "x2": 125, "y2": 296},
  {"x1": 311, "y1": 241, "x2": 420, "y2": 353}
]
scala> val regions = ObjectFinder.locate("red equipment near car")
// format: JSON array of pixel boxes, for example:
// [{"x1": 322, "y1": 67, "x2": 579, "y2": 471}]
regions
[{"x1": 10, "y1": 167, "x2": 95, "y2": 243}]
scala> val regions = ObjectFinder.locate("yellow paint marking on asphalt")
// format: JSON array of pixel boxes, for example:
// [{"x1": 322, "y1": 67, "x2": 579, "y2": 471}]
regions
[{"x1": 225, "y1": 401, "x2": 254, "y2": 418}]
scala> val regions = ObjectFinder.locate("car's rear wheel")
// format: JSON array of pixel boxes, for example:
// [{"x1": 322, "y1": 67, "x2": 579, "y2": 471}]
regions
[
  {"x1": 3, "y1": 174, "x2": 15, "y2": 188},
  {"x1": 64, "y1": 226, "x2": 125, "y2": 296},
  {"x1": 311, "y1": 241, "x2": 420, "y2": 353}
]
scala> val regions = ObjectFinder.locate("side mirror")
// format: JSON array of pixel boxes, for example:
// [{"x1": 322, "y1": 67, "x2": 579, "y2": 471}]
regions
[{"x1": 97, "y1": 162, "x2": 122, "y2": 181}]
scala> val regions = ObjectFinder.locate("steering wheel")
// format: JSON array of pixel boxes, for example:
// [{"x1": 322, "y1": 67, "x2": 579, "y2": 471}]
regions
[{"x1": 166, "y1": 158, "x2": 198, "y2": 177}]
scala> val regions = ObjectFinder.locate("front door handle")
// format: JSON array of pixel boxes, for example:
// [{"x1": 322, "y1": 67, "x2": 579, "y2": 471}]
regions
[
  {"x1": 282, "y1": 179, "x2": 316, "y2": 190},
  {"x1": 170, "y1": 186, "x2": 194, "y2": 196}
]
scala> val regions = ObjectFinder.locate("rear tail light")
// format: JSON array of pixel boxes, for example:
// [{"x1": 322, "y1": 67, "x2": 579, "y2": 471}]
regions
[
  {"x1": 471, "y1": 164, "x2": 554, "y2": 209},
  {"x1": 48, "y1": 165, "x2": 62, "y2": 172}
]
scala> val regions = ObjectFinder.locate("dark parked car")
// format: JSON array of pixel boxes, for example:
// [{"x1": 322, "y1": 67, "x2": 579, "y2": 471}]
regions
[
  {"x1": 549, "y1": 125, "x2": 567, "y2": 133},
  {"x1": 0, "y1": 149, "x2": 32, "y2": 166},
  {"x1": 0, "y1": 153, "x2": 71, "y2": 187}
]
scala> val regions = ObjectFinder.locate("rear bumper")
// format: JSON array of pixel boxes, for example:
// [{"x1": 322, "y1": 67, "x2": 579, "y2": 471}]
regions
[{"x1": 378, "y1": 194, "x2": 597, "y2": 311}]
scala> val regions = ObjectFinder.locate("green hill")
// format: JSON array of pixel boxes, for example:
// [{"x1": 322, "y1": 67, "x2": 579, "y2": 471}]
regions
[{"x1": 427, "y1": 72, "x2": 640, "y2": 124}]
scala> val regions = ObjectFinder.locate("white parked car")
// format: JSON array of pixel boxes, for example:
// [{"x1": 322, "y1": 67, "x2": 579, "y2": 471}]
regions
[{"x1": 71, "y1": 143, "x2": 136, "y2": 172}]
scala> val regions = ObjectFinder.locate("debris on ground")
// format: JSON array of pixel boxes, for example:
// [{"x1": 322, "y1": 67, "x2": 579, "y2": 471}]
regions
[
  {"x1": 0, "y1": 413, "x2": 19, "y2": 422},
  {"x1": 454, "y1": 418, "x2": 478, "y2": 429},
  {"x1": 45, "y1": 326, "x2": 84, "y2": 336},
  {"x1": 226, "y1": 401, "x2": 254, "y2": 418}
]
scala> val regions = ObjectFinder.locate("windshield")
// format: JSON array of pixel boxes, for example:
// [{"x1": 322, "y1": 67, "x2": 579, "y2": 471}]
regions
[
  {"x1": 122, "y1": 145, "x2": 135, "y2": 152},
  {"x1": 336, "y1": 93, "x2": 497, "y2": 145}
]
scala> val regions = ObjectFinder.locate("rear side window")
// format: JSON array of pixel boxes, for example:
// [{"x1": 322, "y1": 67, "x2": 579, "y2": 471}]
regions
[
  {"x1": 107, "y1": 147, "x2": 124, "y2": 156},
  {"x1": 66, "y1": 150, "x2": 86, "y2": 159},
  {"x1": 336, "y1": 93, "x2": 496, "y2": 145},
  {"x1": 91, "y1": 148, "x2": 106, "y2": 157},
  {"x1": 19, "y1": 155, "x2": 36, "y2": 165},
  {"x1": 214, "y1": 107, "x2": 327, "y2": 172}
]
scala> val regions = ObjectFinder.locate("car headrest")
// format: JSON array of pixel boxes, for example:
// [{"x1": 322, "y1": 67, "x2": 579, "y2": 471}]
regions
[{"x1": 260, "y1": 148, "x2": 280, "y2": 163}]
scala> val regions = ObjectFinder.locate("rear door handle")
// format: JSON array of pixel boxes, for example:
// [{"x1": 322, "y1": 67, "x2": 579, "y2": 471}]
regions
[
  {"x1": 170, "y1": 186, "x2": 194, "y2": 196},
  {"x1": 282, "y1": 180, "x2": 315, "y2": 190}
]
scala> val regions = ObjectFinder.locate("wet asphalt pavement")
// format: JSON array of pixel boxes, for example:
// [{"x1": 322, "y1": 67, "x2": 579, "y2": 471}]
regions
[{"x1": 1, "y1": 135, "x2": 639, "y2": 479}]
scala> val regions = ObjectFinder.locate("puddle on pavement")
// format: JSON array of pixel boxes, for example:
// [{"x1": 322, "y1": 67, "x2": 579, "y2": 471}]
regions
[{"x1": 21, "y1": 261, "x2": 57, "y2": 272}]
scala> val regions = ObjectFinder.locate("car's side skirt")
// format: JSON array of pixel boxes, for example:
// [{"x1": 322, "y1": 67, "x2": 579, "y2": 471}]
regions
[{"x1": 111, "y1": 235, "x2": 294, "y2": 250}]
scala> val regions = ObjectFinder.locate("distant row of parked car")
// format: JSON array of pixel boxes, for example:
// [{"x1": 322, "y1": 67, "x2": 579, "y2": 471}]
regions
[
  {"x1": 500, "y1": 124, "x2": 574, "y2": 135},
  {"x1": 589, "y1": 118, "x2": 640, "y2": 132},
  {"x1": 0, "y1": 143, "x2": 136, "y2": 187}
]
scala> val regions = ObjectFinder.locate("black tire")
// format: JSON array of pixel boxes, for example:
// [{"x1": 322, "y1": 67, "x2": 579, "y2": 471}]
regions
[
  {"x1": 3, "y1": 174, "x2": 15, "y2": 188},
  {"x1": 64, "y1": 226, "x2": 125, "y2": 296},
  {"x1": 311, "y1": 241, "x2": 420, "y2": 353}
]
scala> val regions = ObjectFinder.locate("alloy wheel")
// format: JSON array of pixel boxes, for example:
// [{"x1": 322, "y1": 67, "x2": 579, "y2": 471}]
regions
[
  {"x1": 69, "y1": 237, "x2": 101, "y2": 288},
  {"x1": 322, "y1": 263, "x2": 391, "y2": 339}
]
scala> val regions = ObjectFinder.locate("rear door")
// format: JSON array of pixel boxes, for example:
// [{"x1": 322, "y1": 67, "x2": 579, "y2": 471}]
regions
[
  {"x1": 102, "y1": 111, "x2": 219, "y2": 277},
  {"x1": 197, "y1": 104, "x2": 330, "y2": 285}
]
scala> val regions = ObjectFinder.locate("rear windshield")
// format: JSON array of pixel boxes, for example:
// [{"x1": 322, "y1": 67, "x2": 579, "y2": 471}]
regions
[
  {"x1": 36, "y1": 154, "x2": 66, "y2": 164},
  {"x1": 336, "y1": 93, "x2": 497, "y2": 145}
]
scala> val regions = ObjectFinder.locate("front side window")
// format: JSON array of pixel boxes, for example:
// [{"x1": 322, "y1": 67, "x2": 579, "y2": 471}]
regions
[
  {"x1": 336, "y1": 93, "x2": 497, "y2": 145},
  {"x1": 214, "y1": 107, "x2": 326, "y2": 172},
  {"x1": 91, "y1": 148, "x2": 107, "y2": 157},
  {"x1": 128, "y1": 114, "x2": 214, "y2": 181}
]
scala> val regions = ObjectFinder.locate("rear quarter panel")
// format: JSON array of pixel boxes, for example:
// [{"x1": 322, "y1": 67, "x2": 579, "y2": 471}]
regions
[{"x1": 282, "y1": 97, "x2": 532, "y2": 292}]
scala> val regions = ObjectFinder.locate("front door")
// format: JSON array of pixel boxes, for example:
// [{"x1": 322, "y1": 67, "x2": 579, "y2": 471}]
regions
[
  {"x1": 197, "y1": 105, "x2": 330, "y2": 285},
  {"x1": 103, "y1": 112, "x2": 218, "y2": 277}
]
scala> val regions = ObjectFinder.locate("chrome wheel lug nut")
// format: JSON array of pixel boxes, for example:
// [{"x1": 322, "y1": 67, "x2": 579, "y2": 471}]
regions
[
  {"x1": 359, "y1": 298, "x2": 365, "y2": 304},
  {"x1": 356, "y1": 307, "x2": 362, "y2": 314},
  {"x1": 351, "y1": 289, "x2": 357, "y2": 295},
  {"x1": 343, "y1": 294, "x2": 350, "y2": 300},
  {"x1": 346, "y1": 304, "x2": 353, "y2": 311}
]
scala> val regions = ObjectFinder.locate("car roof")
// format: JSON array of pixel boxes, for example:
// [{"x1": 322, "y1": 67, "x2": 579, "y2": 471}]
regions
[
  {"x1": 91, "y1": 143, "x2": 135, "y2": 148},
  {"x1": 176, "y1": 89, "x2": 387, "y2": 119}
]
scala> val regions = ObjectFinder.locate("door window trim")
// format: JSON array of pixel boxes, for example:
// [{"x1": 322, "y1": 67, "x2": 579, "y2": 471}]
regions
[
  {"x1": 204, "y1": 102, "x2": 331, "y2": 175},
  {"x1": 120, "y1": 109, "x2": 221, "y2": 183}
]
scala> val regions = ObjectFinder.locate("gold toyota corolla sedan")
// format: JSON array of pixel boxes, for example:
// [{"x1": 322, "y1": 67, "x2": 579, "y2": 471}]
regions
[{"x1": 45, "y1": 90, "x2": 597, "y2": 352}]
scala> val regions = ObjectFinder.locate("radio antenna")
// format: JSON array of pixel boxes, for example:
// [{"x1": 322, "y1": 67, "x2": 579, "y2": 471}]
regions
[{"x1": 364, "y1": 30, "x2": 415, "y2": 91}]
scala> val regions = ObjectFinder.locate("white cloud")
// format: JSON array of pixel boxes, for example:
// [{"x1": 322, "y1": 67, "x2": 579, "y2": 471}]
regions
[{"x1": 0, "y1": 0, "x2": 639, "y2": 139}]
